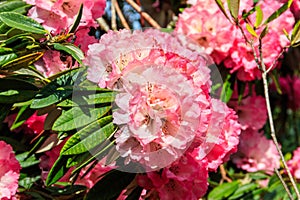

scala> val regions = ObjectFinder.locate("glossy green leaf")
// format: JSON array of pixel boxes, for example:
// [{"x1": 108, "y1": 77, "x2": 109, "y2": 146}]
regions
[
  {"x1": 0, "y1": 1, "x2": 27, "y2": 12},
  {"x1": 61, "y1": 115, "x2": 112, "y2": 153},
  {"x1": 254, "y1": 6, "x2": 263, "y2": 28},
  {"x1": 214, "y1": 0, "x2": 231, "y2": 21},
  {"x1": 246, "y1": 23, "x2": 258, "y2": 37},
  {"x1": 208, "y1": 181, "x2": 239, "y2": 200},
  {"x1": 259, "y1": 25, "x2": 269, "y2": 40},
  {"x1": 228, "y1": 183, "x2": 258, "y2": 199},
  {"x1": 11, "y1": 105, "x2": 35, "y2": 130},
  {"x1": 45, "y1": 156, "x2": 70, "y2": 186},
  {"x1": 263, "y1": 0, "x2": 293, "y2": 25},
  {"x1": 0, "y1": 78, "x2": 38, "y2": 103},
  {"x1": 220, "y1": 74, "x2": 234, "y2": 103},
  {"x1": 69, "y1": 4, "x2": 83, "y2": 33},
  {"x1": 0, "y1": 12, "x2": 47, "y2": 34},
  {"x1": 58, "y1": 92, "x2": 116, "y2": 107},
  {"x1": 0, "y1": 52, "x2": 17, "y2": 66},
  {"x1": 85, "y1": 170, "x2": 136, "y2": 200},
  {"x1": 16, "y1": 152, "x2": 40, "y2": 168},
  {"x1": 228, "y1": 0, "x2": 240, "y2": 19},
  {"x1": 62, "y1": 122, "x2": 116, "y2": 155},
  {"x1": 1, "y1": 51, "x2": 43, "y2": 70},
  {"x1": 31, "y1": 68, "x2": 86, "y2": 109},
  {"x1": 66, "y1": 152, "x2": 91, "y2": 168},
  {"x1": 53, "y1": 43, "x2": 84, "y2": 64},
  {"x1": 53, "y1": 106, "x2": 111, "y2": 132},
  {"x1": 291, "y1": 20, "x2": 300, "y2": 45}
]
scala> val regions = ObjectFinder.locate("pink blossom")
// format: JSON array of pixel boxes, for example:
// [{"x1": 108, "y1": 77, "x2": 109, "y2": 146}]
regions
[
  {"x1": 137, "y1": 154, "x2": 208, "y2": 200},
  {"x1": 287, "y1": 147, "x2": 300, "y2": 179},
  {"x1": 0, "y1": 141, "x2": 21, "y2": 200},
  {"x1": 176, "y1": 0, "x2": 294, "y2": 81},
  {"x1": 34, "y1": 50, "x2": 74, "y2": 77},
  {"x1": 232, "y1": 129, "x2": 280, "y2": 174}
]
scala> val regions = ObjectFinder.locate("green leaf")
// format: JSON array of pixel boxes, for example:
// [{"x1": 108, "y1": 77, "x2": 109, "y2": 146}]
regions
[
  {"x1": 291, "y1": 20, "x2": 300, "y2": 45},
  {"x1": 69, "y1": 4, "x2": 83, "y2": 33},
  {"x1": 19, "y1": 174, "x2": 41, "y2": 189},
  {"x1": 11, "y1": 105, "x2": 35, "y2": 130},
  {"x1": 62, "y1": 122, "x2": 116, "y2": 155},
  {"x1": 61, "y1": 115, "x2": 113, "y2": 153},
  {"x1": 259, "y1": 25, "x2": 269, "y2": 40},
  {"x1": 214, "y1": 0, "x2": 231, "y2": 21},
  {"x1": 85, "y1": 170, "x2": 136, "y2": 200},
  {"x1": 228, "y1": 183, "x2": 258, "y2": 199},
  {"x1": 0, "y1": 12, "x2": 47, "y2": 34},
  {"x1": 0, "y1": 78, "x2": 38, "y2": 103},
  {"x1": 0, "y1": 1, "x2": 27, "y2": 12},
  {"x1": 16, "y1": 152, "x2": 40, "y2": 168},
  {"x1": 0, "y1": 52, "x2": 17, "y2": 66},
  {"x1": 220, "y1": 74, "x2": 234, "y2": 103},
  {"x1": 58, "y1": 92, "x2": 116, "y2": 107},
  {"x1": 246, "y1": 23, "x2": 258, "y2": 37},
  {"x1": 228, "y1": 0, "x2": 240, "y2": 19},
  {"x1": 31, "y1": 67, "x2": 86, "y2": 109},
  {"x1": 53, "y1": 106, "x2": 111, "y2": 131},
  {"x1": 263, "y1": 0, "x2": 293, "y2": 25},
  {"x1": 1, "y1": 51, "x2": 44, "y2": 70},
  {"x1": 66, "y1": 152, "x2": 91, "y2": 168},
  {"x1": 45, "y1": 156, "x2": 70, "y2": 186},
  {"x1": 254, "y1": 6, "x2": 263, "y2": 28},
  {"x1": 208, "y1": 181, "x2": 239, "y2": 200},
  {"x1": 53, "y1": 43, "x2": 84, "y2": 64}
]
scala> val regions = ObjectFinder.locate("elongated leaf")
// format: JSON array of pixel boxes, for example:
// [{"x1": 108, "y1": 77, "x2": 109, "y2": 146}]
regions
[
  {"x1": 208, "y1": 181, "x2": 239, "y2": 200},
  {"x1": 53, "y1": 106, "x2": 111, "y2": 131},
  {"x1": 291, "y1": 20, "x2": 300, "y2": 45},
  {"x1": 0, "y1": 52, "x2": 17, "y2": 66},
  {"x1": 61, "y1": 115, "x2": 113, "y2": 153},
  {"x1": 228, "y1": 183, "x2": 258, "y2": 199},
  {"x1": 12, "y1": 4, "x2": 32, "y2": 15},
  {"x1": 58, "y1": 92, "x2": 116, "y2": 107},
  {"x1": 62, "y1": 122, "x2": 116, "y2": 155},
  {"x1": 214, "y1": 0, "x2": 231, "y2": 21},
  {"x1": 69, "y1": 4, "x2": 83, "y2": 33},
  {"x1": 46, "y1": 156, "x2": 70, "y2": 186},
  {"x1": 0, "y1": 78, "x2": 38, "y2": 103},
  {"x1": 11, "y1": 105, "x2": 35, "y2": 130},
  {"x1": 53, "y1": 43, "x2": 84, "y2": 64},
  {"x1": 228, "y1": 0, "x2": 240, "y2": 19},
  {"x1": 246, "y1": 23, "x2": 258, "y2": 37},
  {"x1": 0, "y1": 1, "x2": 27, "y2": 12},
  {"x1": 85, "y1": 170, "x2": 136, "y2": 200},
  {"x1": 0, "y1": 12, "x2": 47, "y2": 34},
  {"x1": 66, "y1": 152, "x2": 91, "y2": 168},
  {"x1": 220, "y1": 74, "x2": 234, "y2": 103},
  {"x1": 31, "y1": 67, "x2": 86, "y2": 109},
  {"x1": 263, "y1": 0, "x2": 293, "y2": 25},
  {"x1": 1, "y1": 51, "x2": 44, "y2": 70},
  {"x1": 254, "y1": 6, "x2": 263, "y2": 28},
  {"x1": 259, "y1": 25, "x2": 269, "y2": 40}
]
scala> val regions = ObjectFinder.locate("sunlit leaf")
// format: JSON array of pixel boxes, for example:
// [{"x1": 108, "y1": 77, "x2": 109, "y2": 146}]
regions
[
  {"x1": 228, "y1": 0, "x2": 240, "y2": 20},
  {"x1": 0, "y1": 12, "x2": 47, "y2": 34},
  {"x1": 208, "y1": 181, "x2": 239, "y2": 200},
  {"x1": 254, "y1": 6, "x2": 263, "y2": 28},
  {"x1": 53, "y1": 43, "x2": 84, "y2": 65},
  {"x1": 263, "y1": 0, "x2": 293, "y2": 25},
  {"x1": 246, "y1": 23, "x2": 258, "y2": 37},
  {"x1": 69, "y1": 4, "x2": 83, "y2": 33}
]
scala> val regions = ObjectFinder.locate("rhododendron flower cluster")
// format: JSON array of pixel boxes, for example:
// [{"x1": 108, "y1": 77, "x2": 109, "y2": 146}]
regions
[
  {"x1": 85, "y1": 29, "x2": 241, "y2": 198},
  {"x1": 232, "y1": 129, "x2": 280, "y2": 174},
  {"x1": 0, "y1": 141, "x2": 21, "y2": 199},
  {"x1": 176, "y1": 0, "x2": 294, "y2": 81},
  {"x1": 287, "y1": 147, "x2": 300, "y2": 179}
]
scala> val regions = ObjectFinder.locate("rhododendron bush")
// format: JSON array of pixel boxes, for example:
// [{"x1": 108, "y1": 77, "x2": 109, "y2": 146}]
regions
[{"x1": 0, "y1": 0, "x2": 299, "y2": 199}]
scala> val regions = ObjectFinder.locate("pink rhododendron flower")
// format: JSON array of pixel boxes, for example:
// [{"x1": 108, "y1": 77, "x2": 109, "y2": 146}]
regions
[
  {"x1": 34, "y1": 50, "x2": 74, "y2": 77},
  {"x1": 0, "y1": 141, "x2": 21, "y2": 199},
  {"x1": 137, "y1": 154, "x2": 208, "y2": 200},
  {"x1": 176, "y1": 0, "x2": 294, "y2": 81},
  {"x1": 5, "y1": 112, "x2": 46, "y2": 135},
  {"x1": 85, "y1": 29, "x2": 241, "y2": 198},
  {"x1": 230, "y1": 95, "x2": 267, "y2": 130},
  {"x1": 232, "y1": 129, "x2": 280, "y2": 174},
  {"x1": 287, "y1": 147, "x2": 300, "y2": 179}
]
